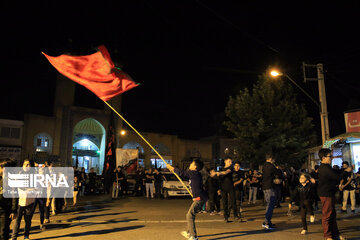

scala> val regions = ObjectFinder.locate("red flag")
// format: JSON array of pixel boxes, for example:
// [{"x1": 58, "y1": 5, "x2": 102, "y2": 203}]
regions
[{"x1": 42, "y1": 45, "x2": 138, "y2": 101}]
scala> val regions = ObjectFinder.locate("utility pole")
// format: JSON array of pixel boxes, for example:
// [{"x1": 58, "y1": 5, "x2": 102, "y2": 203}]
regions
[{"x1": 303, "y1": 62, "x2": 330, "y2": 144}]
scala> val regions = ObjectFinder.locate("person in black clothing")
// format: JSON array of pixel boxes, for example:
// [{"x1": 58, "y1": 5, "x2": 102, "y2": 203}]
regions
[
  {"x1": 88, "y1": 168, "x2": 97, "y2": 194},
  {"x1": 167, "y1": 159, "x2": 208, "y2": 240},
  {"x1": 273, "y1": 165, "x2": 284, "y2": 208},
  {"x1": 145, "y1": 168, "x2": 154, "y2": 198},
  {"x1": 79, "y1": 168, "x2": 87, "y2": 196},
  {"x1": 232, "y1": 162, "x2": 245, "y2": 218},
  {"x1": 206, "y1": 168, "x2": 221, "y2": 215},
  {"x1": 216, "y1": 157, "x2": 240, "y2": 222},
  {"x1": 31, "y1": 166, "x2": 47, "y2": 231},
  {"x1": 0, "y1": 158, "x2": 17, "y2": 240},
  {"x1": 289, "y1": 173, "x2": 316, "y2": 235},
  {"x1": 340, "y1": 165, "x2": 356, "y2": 213},
  {"x1": 317, "y1": 148, "x2": 346, "y2": 240},
  {"x1": 248, "y1": 170, "x2": 261, "y2": 204},
  {"x1": 153, "y1": 169, "x2": 166, "y2": 199},
  {"x1": 310, "y1": 165, "x2": 320, "y2": 210},
  {"x1": 119, "y1": 167, "x2": 127, "y2": 196},
  {"x1": 261, "y1": 153, "x2": 277, "y2": 230},
  {"x1": 134, "y1": 167, "x2": 145, "y2": 196}
]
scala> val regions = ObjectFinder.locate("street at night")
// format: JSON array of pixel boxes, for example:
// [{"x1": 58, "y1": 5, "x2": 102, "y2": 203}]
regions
[{"x1": 1, "y1": 2, "x2": 360, "y2": 240}]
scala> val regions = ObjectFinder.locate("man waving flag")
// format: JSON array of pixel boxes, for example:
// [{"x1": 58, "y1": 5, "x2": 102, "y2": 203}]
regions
[{"x1": 43, "y1": 45, "x2": 192, "y2": 198}]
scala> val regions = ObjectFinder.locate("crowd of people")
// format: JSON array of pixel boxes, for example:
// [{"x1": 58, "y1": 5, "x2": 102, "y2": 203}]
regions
[
  {"x1": 165, "y1": 149, "x2": 359, "y2": 240},
  {"x1": 1, "y1": 149, "x2": 360, "y2": 240}
]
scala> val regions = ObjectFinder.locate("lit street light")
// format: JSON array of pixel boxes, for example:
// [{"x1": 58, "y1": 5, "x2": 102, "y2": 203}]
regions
[
  {"x1": 270, "y1": 70, "x2": 283, "y2": 77},
  {"x1": 120, "y1": 130, "x2": 126, "y2": 136},
  {"x1": 269, "y1": 68, "x2": 330, "y2": 144},
  {"x1": 269, "y1": 69, "x2": 319, "y2": 107}
]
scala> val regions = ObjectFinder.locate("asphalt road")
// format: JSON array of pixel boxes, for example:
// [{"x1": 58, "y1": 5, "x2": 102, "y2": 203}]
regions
[{"x1": 10, "y1": 194, "x2": 360, "y2": 240}]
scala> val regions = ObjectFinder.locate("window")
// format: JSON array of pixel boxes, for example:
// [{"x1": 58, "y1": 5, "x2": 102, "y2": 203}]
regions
[
  {"x1": 37, "y1": 136, "x2": 49, "y2": 148},
  {"x1": 150, "y1": 159, "x2": 172, "y2": 169},
  {"x1": 0, "y1": 127, "x2": 20, "y2": 139},
  {"x1": 1, "y1": 127, "x2": 10, "y2": 137},
  {"x1": 33, "y1": 133, "x2": 52, "y2": 154},
  {"x1": 10, "y1": 128, "x2": 20, "y2": 138}
]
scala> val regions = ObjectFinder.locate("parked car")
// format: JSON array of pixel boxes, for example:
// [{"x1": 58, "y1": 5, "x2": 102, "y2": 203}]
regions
[{"x1": 162, "y1": 172, "x2": 191, "y2": 199}]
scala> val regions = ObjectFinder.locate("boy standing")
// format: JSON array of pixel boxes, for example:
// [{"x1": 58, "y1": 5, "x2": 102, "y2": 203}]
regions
[
  {"x1": 288, "y1": 173, "x2": 316, "y2": 235},
  {"x1": 167, "y1": 159, "x2": 208, "y2": 240},
  {"x1": 232, "y1": 162, "x2": 245, "y2": 218}
]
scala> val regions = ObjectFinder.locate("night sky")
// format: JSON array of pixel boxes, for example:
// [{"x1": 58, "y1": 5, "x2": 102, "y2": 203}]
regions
[{"x1": 1, "y1": 1, "x2": 359, "y2": 143}]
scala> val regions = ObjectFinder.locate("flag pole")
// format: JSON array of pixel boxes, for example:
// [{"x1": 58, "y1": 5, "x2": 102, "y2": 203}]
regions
[{"x1": 103, "y1": 100, "x2": 193, "y2": 198}]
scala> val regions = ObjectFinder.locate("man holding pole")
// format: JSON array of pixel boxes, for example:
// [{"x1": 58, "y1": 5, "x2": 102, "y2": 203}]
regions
[{"x1": 167, "y1": 159, "x2": 208, "y2": 240}]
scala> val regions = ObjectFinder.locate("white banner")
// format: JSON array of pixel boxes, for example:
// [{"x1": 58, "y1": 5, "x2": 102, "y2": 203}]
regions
[{"x1": 116, "y1": 148, "x2": 139, "y2": 168}]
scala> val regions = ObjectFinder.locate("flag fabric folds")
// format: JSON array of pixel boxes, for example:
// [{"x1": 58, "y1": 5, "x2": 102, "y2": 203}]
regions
[{"x1": 42, "y1": 45, "x2": 138, "y2": 101}]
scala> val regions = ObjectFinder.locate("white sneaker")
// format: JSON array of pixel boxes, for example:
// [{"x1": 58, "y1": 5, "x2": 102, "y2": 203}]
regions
[
  {"x1": 300, "y1": 229, "x2": 307, "y2": 235},
  {"x1": 180, "y1": 231, "x2": 190, "y2": 239},
  {"x1": 310, "y1": 215, "x2": 315, "y2": 223}
]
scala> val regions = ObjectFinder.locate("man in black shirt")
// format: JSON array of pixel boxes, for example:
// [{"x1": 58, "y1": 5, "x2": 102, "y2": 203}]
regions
[
  {"x1": 340, "y1": 165, "x2": 356, "y2": 213},
  {"x1": 318, "y1": 148, "x2": 346, "y2": 240},
  {"x1": 216, "y1": 157, "x2": 240, "y2": 222},
  {"x1": 261, "y1": 153, "x2": 277, "y2": 230},
  {"x1": 232, "y1": 162, "x2": 245, "y2": 218}
]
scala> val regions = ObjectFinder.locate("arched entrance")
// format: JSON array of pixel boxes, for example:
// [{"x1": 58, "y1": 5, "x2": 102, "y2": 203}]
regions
[{"x1": 72, "y1": 118, "x2": 106, "y2": 174}]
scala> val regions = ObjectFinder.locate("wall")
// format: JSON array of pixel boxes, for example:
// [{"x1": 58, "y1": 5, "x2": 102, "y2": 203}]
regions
[{"x1": 22, "y1": 114, "x2": 56, "y2": 159}]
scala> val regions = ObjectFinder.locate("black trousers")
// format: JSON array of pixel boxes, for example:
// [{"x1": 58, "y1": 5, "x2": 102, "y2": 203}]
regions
[
  {"x1": 274, "y1": 184, "x2": 282, "y2": 206},
  {"x1": 300, "y1": 200, "x2": 314, "y2": 230},
  {"x1": 234, "y1": 190, "x2": 243, "y2": 217},
  {"x1": 222, "y1": 187, "x2": 238, "y2": 219},
  {"x1": 12, "y1": 203, "x2": 34, "y2": 239},
  {"x1": 154, "y1": 182, "x2": 162, "y2": 198},
  {"x1": 31, "y1": 198, "x2": 46, "y2": 224},
  {"x1": 208, "y1": 191, "x2": 220, "y2": 212},
  {"x1": 0, "y1": 210, "x2": 11, "y2": 240}
]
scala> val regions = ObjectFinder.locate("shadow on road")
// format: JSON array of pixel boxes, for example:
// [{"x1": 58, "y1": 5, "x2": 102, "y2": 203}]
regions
[
  {"x1": 198, "y1": 222, "x2": 311, "y2": 240},
  {"x1": 35, "y1": 225, "x2": 145, "y2": 239},
  {"x1": 198, "y1": 229, "x2": 269, "y2": 240},
  {"x1": 65, "y1": 211, "x2": 137, "y2": 221}
]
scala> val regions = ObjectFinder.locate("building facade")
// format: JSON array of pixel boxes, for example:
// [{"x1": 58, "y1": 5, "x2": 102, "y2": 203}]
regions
[
  {"x1": 19, "y1": 75, "x2": 212, "y2": 173},
  {"x1": 0, "y1": 119, "x2": 24, "y2": 161}
]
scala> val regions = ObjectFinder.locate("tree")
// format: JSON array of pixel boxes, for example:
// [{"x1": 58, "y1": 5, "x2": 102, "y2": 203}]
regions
[{"x1": 224, "y1": 74, "x2": 316, "y2": 168}]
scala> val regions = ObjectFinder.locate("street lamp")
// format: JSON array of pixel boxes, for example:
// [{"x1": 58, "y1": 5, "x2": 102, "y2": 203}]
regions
[
  {"x1": 120, "y1": 130, "x2": 126, "y2": 136},
  {"x1": 270, "y1": 70, "x2": 282, "y2": 77},
  {"x1": 269, "y1": 68, "x2": 330, "y2": 144},
  {"x1": 269, "y1": 69, "x2": 319, "y2": 107}
]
